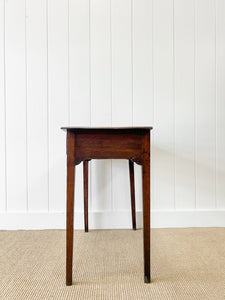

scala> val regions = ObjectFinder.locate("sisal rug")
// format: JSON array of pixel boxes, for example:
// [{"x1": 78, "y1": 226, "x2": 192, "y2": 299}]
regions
[{"x1": 0, "y1": 228, "x2": 224, "y2": 299}]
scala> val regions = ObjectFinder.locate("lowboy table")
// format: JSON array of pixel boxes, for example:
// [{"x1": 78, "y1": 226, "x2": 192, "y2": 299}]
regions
[{"x1": 61, "y1": 127, "x2": 152, "y2": 285}]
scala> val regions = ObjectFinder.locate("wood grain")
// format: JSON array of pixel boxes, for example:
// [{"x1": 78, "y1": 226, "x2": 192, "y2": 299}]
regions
[
  {"x1": 64, "y1": 127, "x2": 152, "y2": 285},
  {"x1": 129, "y1": 160, "x2": 136, "y2": 230},
  {"x1": 142, "y1": 130, "x2": 151, "y2": 283},
  {"x1": 66, "y1": 132, "x2": 76, "y2": 286},
  {"x1": 83, "y1": 160, "x2": 89, "y2": 232}
]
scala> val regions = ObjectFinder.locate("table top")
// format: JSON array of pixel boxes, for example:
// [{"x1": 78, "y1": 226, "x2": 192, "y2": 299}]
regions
[{"x1": 61, "y1": 126, "x2": 153, "y2": 131}]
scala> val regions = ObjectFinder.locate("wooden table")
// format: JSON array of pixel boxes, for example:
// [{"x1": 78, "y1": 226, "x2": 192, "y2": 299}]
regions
[{"x1": 61, "y1": 127, "x2": 152, "y2": 285}]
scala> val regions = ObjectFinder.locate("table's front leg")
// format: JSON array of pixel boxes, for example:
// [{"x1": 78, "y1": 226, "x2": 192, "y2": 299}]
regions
[
  {"x1": 66, "y1": 132, "x2": 76, "y2": 286},
  {"x1": 142, "y1": 132, "x2": 151, "y2": 283},
  {"x1": 129, "y1": 160, "x2": 136, "y2": 230},
  {"x1": 83, "y1": 160, "x2": 89, "y2": 232}
]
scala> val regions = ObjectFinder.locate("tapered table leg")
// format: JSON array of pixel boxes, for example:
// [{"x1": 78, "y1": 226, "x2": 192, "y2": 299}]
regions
[
  {"x1": 142, "y1": 131, "x2": 150, "y2": 283},
  {"x1": 66, "y1": 132, "x2": 75, "y2": 286},
  {"x1": 129, "y1": 160, "x2": 136, "y2": 230},
  {"x1": 83, "y1": 161, "x2": 88, "y2": 232}
]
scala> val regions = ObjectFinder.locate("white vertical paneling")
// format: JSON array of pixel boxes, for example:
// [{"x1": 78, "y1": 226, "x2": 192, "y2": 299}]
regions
[
  {"x1": 74, "y1": 163, "x2": 84, "y2": 212},
  {"x1": 133, "y1": 0, "x2": 153, "y2": 126},
  {"x1": 195, "y1": 0, "x2": 216, "y2": 209},
  {"x1": 1, "y1": 0, "x2": 225, "y2": 229},
  {"x1": 90, "y1": 0, "x2": 111, "y2": 212},
  {"x1": 112, "y1": 160, "x2": 130, "y2": 211},
  {"x1": 91, "y1": 160, "x2": 112, "y2": 211},
  {"x1": 216, "y1": 0, "x2": 225, "y2": 209},
  {"x1": 69, "y1": 0, "x2": 90, "y2": 213},
  {"x1": 69, "y1": 0, "x2": 90, "y2": 126},
  {"x1": 0, "y1": 0, "x2": 6, "y2": 212},
  {"x1": 111, "y1": 0, "x2": 132, "y2": 126},
  {"x1": 132, "y1": 0, "x2": 154, "y2": 210},
  {"x1": 132, "y1": 0, "x2": 153, "y2": 212},
  {"x1": 26, "y1": 0, "x2": 48, "y2": 211},
  {"x1": 174, "y1": 0, "x2": 195, "y2": 209},
  {"x1": 90, "y1": 0, "x2": 111, "y2": 126},
  {"x1": 48, "y1": 0, "x2": 68, "y2": 212},
  {"x1": 134, "y1": 163, "x2": 142, "y2": 211},
  {"x1": 111, "y1": 0, "x2": 132, "y2": 211},
  {"x1": 5, "y1": 0, "x2": 27, "y2": 211},
  {"x1": 153, "y1": 0, "x2": 175, "y2": 209}
]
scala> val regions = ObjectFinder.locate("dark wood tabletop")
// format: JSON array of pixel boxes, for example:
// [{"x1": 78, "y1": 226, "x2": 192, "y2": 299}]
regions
[{"x1": 61, "y1": 126, "x2": 153, "y2": 129}]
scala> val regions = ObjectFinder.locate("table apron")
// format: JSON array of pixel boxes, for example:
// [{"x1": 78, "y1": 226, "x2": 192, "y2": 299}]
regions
[{"x1": 73, "y1": 132, "x2": 145, "y2": 165}]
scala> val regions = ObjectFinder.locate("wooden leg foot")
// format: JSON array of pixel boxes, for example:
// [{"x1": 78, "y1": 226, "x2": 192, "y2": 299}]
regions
[
  {"x1": 144, "y1": 275, "x2": 151, "y2": 283},
  {"x1": 66, "y1": 279, "x2": 72, "y2": 286}
]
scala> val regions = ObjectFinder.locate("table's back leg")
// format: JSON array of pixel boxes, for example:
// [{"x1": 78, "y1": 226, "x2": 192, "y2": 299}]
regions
[
  {"x1": 83, "y1": 160, "x2": 89, "y2": 232},
  {"x1": 142, "y1": 132, "x2": 151, "y2": 283},
  {"x1": 66, "y1": 132, "x2": 75, "y2": 286},
  {"x1": 129, "y1": 160, "x2": 136, "y2": 230}
]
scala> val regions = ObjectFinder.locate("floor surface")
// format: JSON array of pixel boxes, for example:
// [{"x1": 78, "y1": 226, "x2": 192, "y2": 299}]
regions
[{"x1": 0, "y1": 228, "x2": 224, "y2": 299}]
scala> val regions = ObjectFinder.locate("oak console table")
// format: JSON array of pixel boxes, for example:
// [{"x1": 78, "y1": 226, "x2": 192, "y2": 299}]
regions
[{"x1": 61, "y1": 127, "x2": 152, "y2": 285}]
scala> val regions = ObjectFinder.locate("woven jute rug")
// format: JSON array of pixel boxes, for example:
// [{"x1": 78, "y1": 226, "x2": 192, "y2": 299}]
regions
[{"x1": 0, "y1": 228, "x2": 224, "y2": 299}]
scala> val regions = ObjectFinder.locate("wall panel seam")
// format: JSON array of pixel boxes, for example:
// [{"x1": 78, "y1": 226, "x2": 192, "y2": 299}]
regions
[
  {"x1": 89, "y1": 0, "x2": 93, "y2": 212},
  {"x1": 89, "y1": 0, "x2": 92, "y2": 127},
  {"x1": 215, "y1": 0, "x2": 217, "y2": 209},
  {"x1": 194, "y1": 0, "x2": 197, "y2": 210},
  {"x1": 131, "y1": 0, "x2": 133, "y2": 126},
  {"x1": 152, "y1": 0, "x2": 154, "y2": 127},
  {"x1": 110, "y1": 0, "x2": 113, "y2": 212},
  {"x1": 152, "y1": 0, "x2": 155, "y2": 209},
  {"x1": 46, "y1": 0, "x2": 50, "y2": 213},
  {"x1": 68, "y1": 0, "x2": 70, "y2": 125},
  {"x1": 3, "y1": 0, "x2": 7, "y2": 212},
  {"x1": 173, "y1": 0, "x2": 176, "y2": 210},
  {"x1": 25, "y1": 0, "x2": 28, "y2": 212}
]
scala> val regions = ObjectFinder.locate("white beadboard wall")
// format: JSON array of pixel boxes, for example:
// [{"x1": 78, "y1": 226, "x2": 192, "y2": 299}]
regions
[{"x1": 0, "y1": 0, "x2": 225, "y2": 230}]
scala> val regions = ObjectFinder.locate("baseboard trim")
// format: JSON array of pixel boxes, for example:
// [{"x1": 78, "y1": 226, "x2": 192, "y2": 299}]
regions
[{"x1": 0, "y1": 209, "x2": 225, "y2": 230}]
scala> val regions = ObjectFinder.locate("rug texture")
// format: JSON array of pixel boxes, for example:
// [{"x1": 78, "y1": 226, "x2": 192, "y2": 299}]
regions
[{"x1": 0, "y1": 228, "x2": 224, "y2": 299}]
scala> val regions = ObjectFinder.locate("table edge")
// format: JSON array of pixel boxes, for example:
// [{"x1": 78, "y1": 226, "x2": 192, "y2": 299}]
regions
[{"x1": 61, "y1": 126, "x2": 153, "y2": 131}]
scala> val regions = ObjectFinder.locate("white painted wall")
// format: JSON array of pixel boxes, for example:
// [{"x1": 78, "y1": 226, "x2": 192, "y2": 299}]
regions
[{"x1": 0, "y1": 0, "x2": 225, "y2": 229}]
